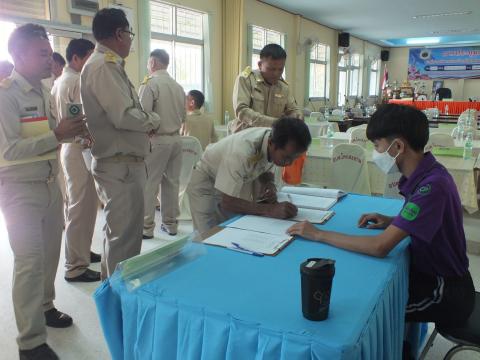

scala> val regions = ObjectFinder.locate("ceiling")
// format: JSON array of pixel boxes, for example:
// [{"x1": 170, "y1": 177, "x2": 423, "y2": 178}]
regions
[{"x1": 260, "y1": 0, "x2": 480, "y2": 47}]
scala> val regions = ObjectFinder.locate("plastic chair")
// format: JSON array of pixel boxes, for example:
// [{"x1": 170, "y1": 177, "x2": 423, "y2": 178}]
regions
[
  {"x1": 348, "y1": 127, "x2": 369, "y2": 148},
  {"x1": 419, "y1": 291, "x2": 480, "y2": 360},
  {"x1": 346, "y1": 123, "x2": 368, "y2": 135},
  {"x1": 425, "y1": 133, "x2": 454, "y2": 152},
  {"x1": 178, "y1": 136, "x2": 203, "y2": 220},
  {"x1": 383, "y1": 172, "x2": 402, "y2": 199},
  {"x1": 331, "y1": 143, "x2": 371, "y2": 195}
]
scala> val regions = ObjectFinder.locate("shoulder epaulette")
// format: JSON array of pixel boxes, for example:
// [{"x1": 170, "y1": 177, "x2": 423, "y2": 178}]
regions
[
  {"x1": 241, "y1": 66, "x2": 252, "y2": 78},
  {"x1": 279, "y1": 78, "x2": 289, "y2": 86},
  {"x1": 247, "y1": 152, "x2": 263, "y2": 166},
  {"x1": 0, "y1": 78, "x2": 12, "y2": 89},
  {"x1": 104, "y1": 52, "x2": 118, "y2": 64},
  {"x1": 141, "y1": 75, "x2": 152, "y2": 85}
]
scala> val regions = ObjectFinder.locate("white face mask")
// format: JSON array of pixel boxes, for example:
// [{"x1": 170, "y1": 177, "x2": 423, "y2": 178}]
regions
[{"x1": 372, "y1": 140, "x2": 400, "y2": 174}]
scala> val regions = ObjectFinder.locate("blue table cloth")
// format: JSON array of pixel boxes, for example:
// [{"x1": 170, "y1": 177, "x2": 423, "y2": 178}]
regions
[{"x1": 94, "y1": 194, "x2": 413, "y2": 359}]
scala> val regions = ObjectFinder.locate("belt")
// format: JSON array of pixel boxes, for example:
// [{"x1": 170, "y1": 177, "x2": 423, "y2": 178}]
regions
[
  {"x1": 0, "y1": 174, "x2": 55, "y2": 185},
  {"x1": 97, "y1": 154, "x2": 144, "y2": 163}
]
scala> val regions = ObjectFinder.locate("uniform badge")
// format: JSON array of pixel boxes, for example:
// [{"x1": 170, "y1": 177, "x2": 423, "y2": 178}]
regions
[
  {"x1": 400, "y1": 202, "x2": 420, "y2": 221},
  {"x1": 24, "y1": 106, "x2": 38, "y2": 112},
  {"x1": 141, "y1": 75, "x2": 152, "y2": 85},
  {"x1": 247, "y1": 152, "x2": 263, "y2": 166},
  {"x1": 241, "y1": 66, "x2": 252, "y2": 77},
  {"x1": 417, "y1": 184, "x2": 431, "y2": 196},
  {"x1": 105, "y1": 52, "x2": 118, "y2": 63}
]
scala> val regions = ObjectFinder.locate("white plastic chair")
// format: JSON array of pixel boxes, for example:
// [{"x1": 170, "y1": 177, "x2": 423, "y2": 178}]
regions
[
  {"x1": 346, "y1": 123, "x2": 368, "y2": 135},
  {"x1": 348, "y1": 127, "x2": 369, "y2": 148},
  {"x1": 331, "y1": 143, "x2": 371, "y2": 195},
  {"x1": 383, "y1": 172, "x2": 403, "y2": 199},
  {"x1": 178, "y1": 136, "x2": 203, "y2": 220},
  {"x1": 425, "y1": 133, "x2": 454, "y2": 152}
]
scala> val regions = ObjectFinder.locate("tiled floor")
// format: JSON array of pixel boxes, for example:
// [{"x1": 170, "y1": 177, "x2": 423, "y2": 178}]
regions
[{"x1": 0, "y1": 210, "x2": 479, "y2": 360}]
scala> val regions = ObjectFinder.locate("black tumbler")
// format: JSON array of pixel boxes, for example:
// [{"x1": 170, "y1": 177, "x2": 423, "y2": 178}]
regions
[{"x1": 300, "y1": 258, "x2": 335, "y2": 321}]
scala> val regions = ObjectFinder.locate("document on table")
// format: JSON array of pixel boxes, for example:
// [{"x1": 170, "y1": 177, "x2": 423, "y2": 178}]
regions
[
  {"x1": 226, "y1": 215, "x2": 296, "y2": 235},
  {"x1": 292, "y1": 208, "x2": 335, "y2": 224},
  {"x1": 281, "y1": 186, "x2": 346, "y2": 199},
  {"x1": 203, "y1": 227, "x2": 292, "y2": 255},
  {"x1": 277, "y1": 192, "x2": 338, "y2": 210}
]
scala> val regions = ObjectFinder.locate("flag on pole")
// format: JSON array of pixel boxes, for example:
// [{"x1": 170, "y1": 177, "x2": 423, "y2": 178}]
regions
[{"x1": 382, "y1": 65, "x2": 388, "y2": 90}]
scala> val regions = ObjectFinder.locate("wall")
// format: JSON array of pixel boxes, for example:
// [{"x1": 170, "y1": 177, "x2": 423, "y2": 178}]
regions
[{"x1": 387, "y1": 47, "x2": 480, "y2": 100}]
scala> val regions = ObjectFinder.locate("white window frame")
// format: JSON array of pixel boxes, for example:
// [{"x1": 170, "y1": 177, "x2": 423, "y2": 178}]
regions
[
  {"x1": 247, "y1": 24, "x2": 286, "y2": 73},
  {"x1": 150, "y1": 1, "x2": 206, "y2": 93},
  {"x1": 337, "y1": 51, "x2": 361, "y2": 106},
  {"x1": 306, "y1": 42, "x2": 330, "y2": 101},
  {"x1": 368, "y1": 58, "x2": 380, "y2": 97}
]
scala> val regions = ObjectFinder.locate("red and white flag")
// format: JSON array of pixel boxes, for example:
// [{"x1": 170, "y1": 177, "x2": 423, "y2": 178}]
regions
[{"x1": 381, "y1": 65, "x2": 388, "y2": 90}]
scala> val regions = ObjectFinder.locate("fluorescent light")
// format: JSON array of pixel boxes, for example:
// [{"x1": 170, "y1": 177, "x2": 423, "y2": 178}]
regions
[
  {"x1": 406, "y1": 37, "x2": 441, "y2": 45},
  {"x1": 413, "y1": 11, "x2": 472, "y2": 19}
]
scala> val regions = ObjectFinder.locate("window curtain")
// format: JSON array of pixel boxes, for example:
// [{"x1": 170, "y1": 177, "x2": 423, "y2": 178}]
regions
[{"x1": 222, "y1": 0, "x2": 244, "y2": 122}]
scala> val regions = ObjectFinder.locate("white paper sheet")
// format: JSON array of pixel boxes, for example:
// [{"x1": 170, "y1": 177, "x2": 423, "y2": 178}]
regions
[
  {"x1": 281, "y1": 186, "x2": 346, "y2": 199},
  {"x1": 277, "y1": 192, "x2": 338, "y2": 210},
  {"x1": 291, "y1": 208, "x2": 334, "y2": 223},
  {"x1": 226, "y1": 215, "x2": 296, "y2": 236}
]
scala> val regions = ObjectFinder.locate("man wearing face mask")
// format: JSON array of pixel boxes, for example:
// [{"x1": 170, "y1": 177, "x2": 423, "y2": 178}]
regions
[
  {"x1": 187, "y1": 117, "x2": 310, "y2": 234},
  {"x1": 231, "y1": 44, "x2": 302, "y2": 133},
  {"x1": 287, "y1": 105, "x2": 474, "y2": 352},
  {"x1": 81, "y1": 8, "x2": 161, "y2": 279}
]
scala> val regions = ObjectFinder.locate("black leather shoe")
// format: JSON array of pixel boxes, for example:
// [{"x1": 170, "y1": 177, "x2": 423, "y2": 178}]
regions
[
  {"x1": 90, "y1": 251, "x2": 101, "y2": 263},
  {"x1": 19, "y1": 344, "x2": 58, "y2": 360},
  {"x1": 161, "y1": 224, "x2": 177, "y2": 236},
  {"x1": 44, "y1": 308, "x2": 73, "y2": 328},
  {"x1": 142, "y1": 234, "x2": 154, "y2": 239},
  {"x1": 65, "y1": 268, "x2": 101, "y2": 283}
]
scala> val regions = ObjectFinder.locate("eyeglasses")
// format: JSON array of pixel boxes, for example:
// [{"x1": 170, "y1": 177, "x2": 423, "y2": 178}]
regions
[{"x1": 121, "y1": 29, "x2": 135, "y2": 40}]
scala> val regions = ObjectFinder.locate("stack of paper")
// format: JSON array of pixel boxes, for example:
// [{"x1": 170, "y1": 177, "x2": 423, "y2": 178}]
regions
[{"x1": 277, "y1": 186, "x2": 346, "y2": 211}]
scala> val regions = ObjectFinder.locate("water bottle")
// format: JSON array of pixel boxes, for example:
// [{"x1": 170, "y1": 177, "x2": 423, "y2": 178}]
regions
[
  {"x1": 224, "y1": 110, "x2": 230, "y2": 124},
  {"x1": 458, "y1": 123, "x2": 465, "y2": 142},
  {"x1": 324, "y1": 106, "x2": 330, "y2": 121},
  {"x1": 463, "y1": 132, "x2": 473, "y2": 160},
  {"x1": 444, "y1": 104, "x2": 449, "y2": 116},
  {"x1": 326, "y1": 123, "x2": 334, "y2": 148}
]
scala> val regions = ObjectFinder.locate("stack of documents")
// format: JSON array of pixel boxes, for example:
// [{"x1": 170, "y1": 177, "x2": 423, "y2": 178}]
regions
[{"x1": 277, "y1": 186, "x2": 346, "y2": 211}]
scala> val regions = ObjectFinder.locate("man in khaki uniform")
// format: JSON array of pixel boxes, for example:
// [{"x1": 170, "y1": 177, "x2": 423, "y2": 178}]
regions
[
  {"x1": 51, "y1": 38, "x2": 101, "y2": 282},
  {"x1": 0, "y1": 24, "x2": 87, "y2": 360},
  {"x1": 187, "y1": 117, "x2": 311, "y2": 233},
  {"x1": 139, "y1": 49, "x2": 186, "y2": 237},
  {"x1": 81, "y1": 9, "x2": 161, "y2": 278},
  {"x1": 181, "y1": 89, "x2": 218, "y2": 150},
  {"x1": 231, "y1": 44, "x2": 302, "y2": 133}
]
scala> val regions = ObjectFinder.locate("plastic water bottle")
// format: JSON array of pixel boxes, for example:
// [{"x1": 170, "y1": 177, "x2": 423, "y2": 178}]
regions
[
  {"x1": 463, "y1": 132, "x2": 473, "y2": 160},
  {"x1": 326, "y1": 123, "x2": 334, "y2": 148},
  {"x1": 224, "y1": 110, "x2": 230, "y2": 124},
  {"x1": 457, "y1": 119, "x2": 465, "y2": 142},
  {"x1": 444, "y1": 104, "x2": 449, "y2": 116}
]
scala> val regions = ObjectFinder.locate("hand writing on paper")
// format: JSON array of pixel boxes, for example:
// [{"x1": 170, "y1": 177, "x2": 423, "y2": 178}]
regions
[
  {"x1": 267, "y1": 202, "x2": 298, "y2": 219},
  {"x1": 258, "y1": 184, "x2": 277, "y2": 204},
  {"x1": 357, "y1": 213, "x2": 393, "y2": 230}
]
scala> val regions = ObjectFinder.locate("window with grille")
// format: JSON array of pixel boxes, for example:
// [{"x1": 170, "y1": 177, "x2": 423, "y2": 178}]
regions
[
  {"x1": 337, "y1": 51, "x2": 361, "y2": 106},
  {"x1": 248, "y1": 25, "x2": 286, "y2": 76},
  {"x1": 368, "y1": 59, "x2": 380, "y2": 96},
  {"x1": 308, "y1": 43, "x2": 330, "y2": 99},
  {"x1": 150, "y1": 1, "x2": 205, "y2": 93}
]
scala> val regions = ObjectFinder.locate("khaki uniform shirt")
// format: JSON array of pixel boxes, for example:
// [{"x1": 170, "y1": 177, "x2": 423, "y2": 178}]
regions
[
  {"x1": 231, "y1": 67, "x2": 301, "y2": 133},
  {"x1": 0, "y1": 70, "x2": 59, "y2": 181},
  {"x1": 198, "y1": 127, "x2": 274, "y2": 199},
  {"x1": 80, "y1": 44, "x2": 160, "y2": 159},
  {"x1": 181, "y1": 109, "x2": 218, "y2": 150},
  {"x1": 138, "y1": 69, "x2": 186, "y2": 137}
]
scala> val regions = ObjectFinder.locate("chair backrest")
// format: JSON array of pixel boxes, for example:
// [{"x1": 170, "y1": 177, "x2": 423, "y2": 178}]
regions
[
  {"x1": 383, "y1": 172, "x2": 403, "y2": 199},
  {"x1": 180, "y1": 136, "x2": 203, "y2": 188},
  {"x1": 331, "y1": 143, "x2": 371, "y2": 194},
  {"x1": 436, "y1": 87, "x2": 452, "y2": 100},
  {"x1": 346, "y1": 123, "x2": 368, "y2": 135},
  {"x1": 328, "y1": 122, "x2": 339, "y2": 132},
  {"x1": 332, "y1": 109, "x2": 343, "y2": 116},
  {"x1": 425, "y1": 133, "x2": 454, "y2": 152},
  {"x1": 349, "y1": 127, "x2": 369, "y2": 148}
]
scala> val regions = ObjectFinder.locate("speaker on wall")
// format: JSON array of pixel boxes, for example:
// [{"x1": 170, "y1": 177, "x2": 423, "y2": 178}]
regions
[
  {"x1": 338, "y1": 32, "x2": 350, "y2": 48},
  {"x1": 381, "y1": 50, "x2": 390, "y2": 61}
]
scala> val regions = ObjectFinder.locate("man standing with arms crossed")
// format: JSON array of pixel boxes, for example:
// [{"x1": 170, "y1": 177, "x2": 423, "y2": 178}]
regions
[
  {"x1": 0, "y1": 24, "x2": 86, "y2": 359},
  {"x1": 139, "y1": 49, "x2": 186, "y2": 237},
  {"x1": 51, "y1": 38, "x2": 101, "y2": 283},
  {"x1": 81, "y1": 8, "x2": 161, "y2": 278}
]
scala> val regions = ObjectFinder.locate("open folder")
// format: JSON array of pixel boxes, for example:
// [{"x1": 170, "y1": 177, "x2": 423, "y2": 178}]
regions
[{"x1": 277, "y1": 186, "x2": 346, "y2": 211}]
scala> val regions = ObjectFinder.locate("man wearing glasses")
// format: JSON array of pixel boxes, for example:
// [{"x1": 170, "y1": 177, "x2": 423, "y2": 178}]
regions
[{"x1": 81, "y1": 8, "x2": 161, "y2": 279}]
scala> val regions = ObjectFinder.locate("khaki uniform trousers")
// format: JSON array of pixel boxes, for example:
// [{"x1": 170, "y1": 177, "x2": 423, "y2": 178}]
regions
[
  {"x1": 143, "y1": 135, "x2": 182, "y2": 236},
  {"x1": 92, "y1": 158, "x2": 146, "y2": 279},
  {"x1": 61, "y1": 144, "x2": 98, "y2": 278},
  {"x1": 0, "y1": 179, "x2": 63, "y2": 350}
]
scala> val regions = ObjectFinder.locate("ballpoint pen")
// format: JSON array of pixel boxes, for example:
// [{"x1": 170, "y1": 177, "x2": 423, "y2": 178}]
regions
[{"x1": 229, "y1": 242, "x2": 264, "y2": 257}]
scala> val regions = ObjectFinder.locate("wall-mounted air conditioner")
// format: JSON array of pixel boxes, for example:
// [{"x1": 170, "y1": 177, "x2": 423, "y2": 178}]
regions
[{"x1": 68, "y1": 0, "x2": 99, "y2": 17}]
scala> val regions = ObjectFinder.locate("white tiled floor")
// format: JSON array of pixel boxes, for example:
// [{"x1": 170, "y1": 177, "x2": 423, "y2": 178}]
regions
[{"x1": 0, "y1": 210, "x2": 479, "y2": 359}]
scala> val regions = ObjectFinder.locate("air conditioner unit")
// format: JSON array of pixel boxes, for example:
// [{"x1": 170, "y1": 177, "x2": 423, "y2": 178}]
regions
[{"x1": 68, "y1": 0, "x2": 99, "y2": 17}]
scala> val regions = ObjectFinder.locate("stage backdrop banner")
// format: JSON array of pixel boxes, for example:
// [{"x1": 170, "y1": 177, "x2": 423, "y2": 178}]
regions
[{"x1": 408, "y1": 47, "x2": 480, "y2": 80}]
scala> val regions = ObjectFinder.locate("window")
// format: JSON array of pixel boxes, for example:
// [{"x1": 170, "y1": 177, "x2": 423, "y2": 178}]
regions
[
  {"x1": 337, "y1": 51, "x2": 361, "y2": 106},
  {"x1": 0, "y1": 21, "x2": 16, "y2": 62},
  {"x1": 0, "y1": 0, "x2": 50, "y2": 20},
  {"x1": 248, "y1": 25, "x2": 285, "y2": 72},
  {"x1": 368, "y1": 59, "x2": 380, "y2": 96},
  {"x1": 308, "y1": 43, "x2": 330, "y2": 99},
  {"x1": 150, "y1": 1, "x2": 205, "y2": 93}
]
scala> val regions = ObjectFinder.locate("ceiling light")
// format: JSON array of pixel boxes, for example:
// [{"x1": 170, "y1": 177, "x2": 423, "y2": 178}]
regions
[
  {"x1": 412, "y1": 11, "x2": 472, "y2": 19},
  {"x1": 406, "y1": 37, "x2": 441, "y2": 45}
]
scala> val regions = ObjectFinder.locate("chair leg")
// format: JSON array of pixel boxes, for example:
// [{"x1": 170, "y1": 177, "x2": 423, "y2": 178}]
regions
[
  {"x1": 418, "y1": 328, "x2": 438, "y2": 360},
  {"x1": 444, "y1": 345, "x2": 480, "y2": 360}
]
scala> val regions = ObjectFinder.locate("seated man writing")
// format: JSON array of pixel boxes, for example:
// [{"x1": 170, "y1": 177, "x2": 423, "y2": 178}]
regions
[
  {"x1": 288, "y1": 104, "x2": 475, "y2": 330},
  {"x1": 187, "y1": 117, "x2": 311, "y2": 233}
]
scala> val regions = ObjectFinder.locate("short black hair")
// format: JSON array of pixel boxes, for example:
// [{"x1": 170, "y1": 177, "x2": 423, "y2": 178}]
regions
[
  {"x1": 271, "y1": 117, "x2": 311, "y2": 151},
  {"x1": 92, "y1": 8, "x2": 129, "y2": 41},
  {"x1": 366, "y1": 104, "x2": 429, "y2": 151},
  {"x1": 52, "y1": 52, "x2": 66, "y2": 66},
  {"x1": 8, "y1": 23, "x2": 48, "y2": 56},
  {"x1": 188, "y1": 90, "x2": 205, "y2": 109},
  {"x1": 260, "y1": 44, "x2": 287, "y2": 60},
  {"x1": 66, "y1": 39, "x2": 95, "y2": 62},
  {"x1": 150, "y1": 49, "x2": 169, "y2": 66}
]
